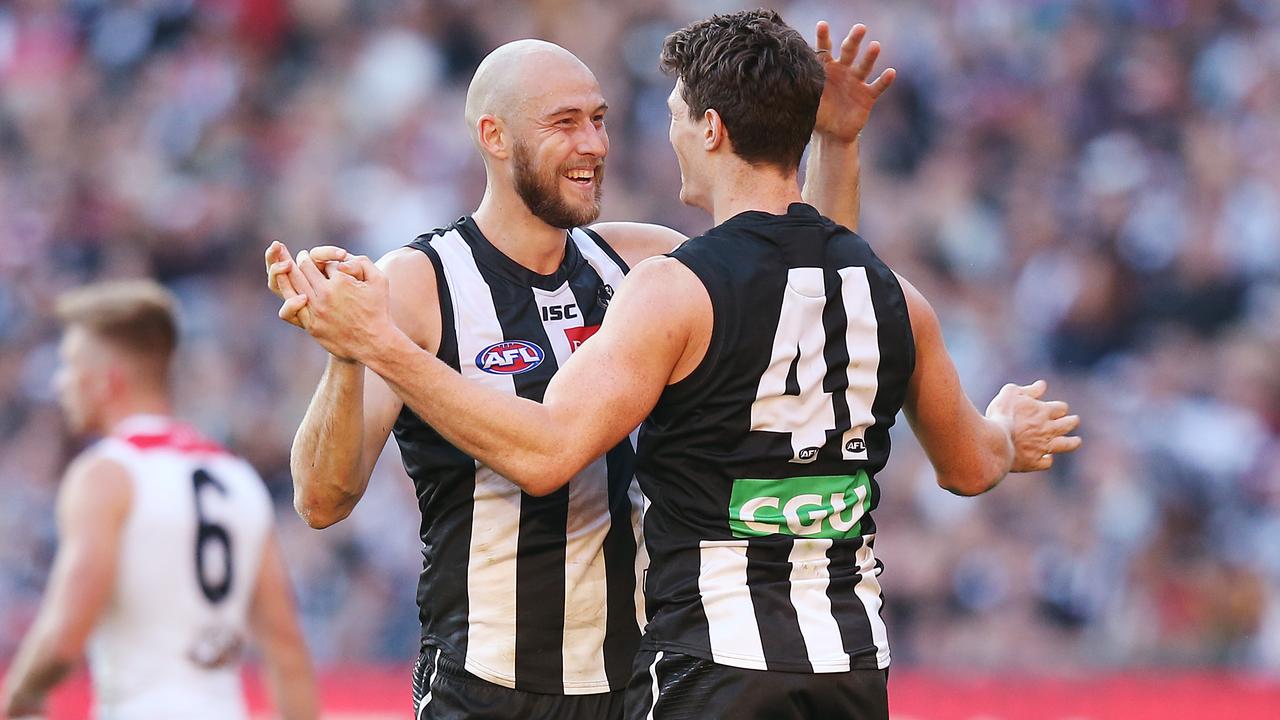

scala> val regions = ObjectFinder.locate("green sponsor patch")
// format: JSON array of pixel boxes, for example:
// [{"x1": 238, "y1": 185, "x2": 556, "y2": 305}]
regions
[{"x1": 728, "y1": 471, "x2": 871, "y2": 539}]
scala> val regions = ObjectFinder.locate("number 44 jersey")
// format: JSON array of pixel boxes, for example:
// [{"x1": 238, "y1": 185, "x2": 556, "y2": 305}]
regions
[
  {"x1": 90, "y1": 414, "x2": 273, "y2": 719},
  {"x1": 636, "y1": 203, "x2": 915, "y2": 674}
]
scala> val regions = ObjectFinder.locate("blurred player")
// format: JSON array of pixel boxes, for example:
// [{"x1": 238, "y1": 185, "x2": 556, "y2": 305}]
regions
[
  {"x1": 266, "y1": 19, "x2": 891, "y2": 720},
  {"x1": 1, "y1": 281, "x2": 317, "y2": 720},
  {"x1": 275, "y1": 9, "x2": 1081, "y2": 720}
]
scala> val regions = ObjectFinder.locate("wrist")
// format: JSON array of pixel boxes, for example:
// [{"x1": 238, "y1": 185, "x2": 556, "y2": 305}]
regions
[
  {"x1": 812, "y1": 131, "x2": 862, "y2": 148},
  {"x1": 359, "y1": 322, "x2": 413, "y2": 376}
]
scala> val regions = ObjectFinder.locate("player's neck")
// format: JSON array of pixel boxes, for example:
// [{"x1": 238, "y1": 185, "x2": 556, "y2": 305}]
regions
[
  {"x1": 472, "y1": 190, "x2": 569, "y2": 275},
  {"x1": 99, "y1": 393, "x2": 173, "y2": 436},
  {"x1": 707, "y1": 162, "x2": 803, "y2": 225}
]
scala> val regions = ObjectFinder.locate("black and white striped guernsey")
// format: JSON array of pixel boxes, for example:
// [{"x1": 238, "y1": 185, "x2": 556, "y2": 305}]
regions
[
  {"x1": 392, "y1": 217, "x2": 646, "y2": 695},
  {"x1": 635, "y1": 202, "x2": 915, "y2": 673}
]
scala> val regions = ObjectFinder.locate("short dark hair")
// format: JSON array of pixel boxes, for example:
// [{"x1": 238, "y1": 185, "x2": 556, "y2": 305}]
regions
[
  {"x1": 56, "y1": 280, "x2": 179, "y2": 364},
  {"x1": 660, "y1": 9, "x2": 824, "y2": 171}
]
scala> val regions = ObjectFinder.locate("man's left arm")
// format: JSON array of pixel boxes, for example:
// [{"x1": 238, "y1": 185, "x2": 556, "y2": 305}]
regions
[
  {"x1": 802, "y1": 21, "x2": 895, "y2": 231},
  {"x1": 2, "y1": 454, "x2": 130, "y2": 717},
  {"x1": 288, "y1": 254, "x2": 705, "y2": 497}
]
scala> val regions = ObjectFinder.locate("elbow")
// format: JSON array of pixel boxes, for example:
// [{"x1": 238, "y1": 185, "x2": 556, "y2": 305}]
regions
[
  {"x1": 935, "y1": 474, "x2": 992, "y2": 497},
  {"x1": 513, "y1": 458, "x2": 577, "y2": 497},
  {"x1": 292, "y1": 489, "x2": 354, "y2": 529},
  {"x1": 934, "y1": 461, "x2": 1006, "y2": 497}
]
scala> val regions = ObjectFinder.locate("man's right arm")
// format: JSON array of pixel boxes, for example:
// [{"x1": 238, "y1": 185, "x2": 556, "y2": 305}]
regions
[
  {"x1": 898, "y1": 275, "x2": 1081, "y2": 495},
  {"x1": 273, "y1": 246, "x2": 441, "y2": 528},
  {"x1": 248, "y1": 532, "x2": 317, "y2": 720}
]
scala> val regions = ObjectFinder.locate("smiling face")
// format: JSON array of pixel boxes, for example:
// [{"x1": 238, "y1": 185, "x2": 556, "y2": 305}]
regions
[
  {"x1": 667, "y1": 80, "x2": 710, "y2": 212},
  {"x1": 466, "y1": 41, "x2": 611, "y2": 230},
  {"x1": 511, "y1": 86, "x2": 609, "y2": 228}
]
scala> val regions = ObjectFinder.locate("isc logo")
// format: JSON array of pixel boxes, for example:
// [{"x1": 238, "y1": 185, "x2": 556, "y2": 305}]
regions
[
  {"x1": 540, "y1": 304, "x2": 578, "y2": 322},
  {"x1": 475, "y1": 340, "x2": 544, "y2": 375}
]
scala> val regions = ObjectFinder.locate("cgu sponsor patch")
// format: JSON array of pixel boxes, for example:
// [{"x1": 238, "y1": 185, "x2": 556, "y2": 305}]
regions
[
  {"x1": 727, "y1": 471, "x2": 871, "y2": 539},
  {"x1": 475, "y1": 340, "x2": 545, "y2": 375}
]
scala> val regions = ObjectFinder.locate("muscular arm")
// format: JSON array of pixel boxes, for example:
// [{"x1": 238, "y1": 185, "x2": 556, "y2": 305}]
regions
[
  {"x1": 248, "y1": 533, "x2": 317, "y2": 720},
  {"x1": 2, "y1": 454, "x2": 131, "y2": 716},
  {"x1": 899, "y1": 276, "x2": 1081, "y2": 495},
  {"x1": 289, "y1": 248, "x2": 440, "y2": 528},
  {"x1": 346, "y1": 257, "x2": 706, "y2": 496}
]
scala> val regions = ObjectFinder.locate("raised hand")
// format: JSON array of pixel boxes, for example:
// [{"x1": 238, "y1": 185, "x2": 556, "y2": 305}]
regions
[
  {"x1": 264, "y1": 241, "x2": 350, "y2": 328},
  {"x1": 283, "y1": 252, "x2": 394, "y2": 364},
  {"x1": 813, "y1": 21, "x2": 896, "y2": 143},
  {"x1": 986, "y1": 380, "x2": 1082, "y2": 472}
]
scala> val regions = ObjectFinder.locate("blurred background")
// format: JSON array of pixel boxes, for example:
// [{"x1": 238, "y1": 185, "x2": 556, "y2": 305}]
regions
[{"x1": 1, "y1": 0, "x2": 1279, "y2": 713}]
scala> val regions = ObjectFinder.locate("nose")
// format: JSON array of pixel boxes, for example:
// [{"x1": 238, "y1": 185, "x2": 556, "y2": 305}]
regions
[{"x1": 577, "y1": 123, "x2": 607, "y2": 158}]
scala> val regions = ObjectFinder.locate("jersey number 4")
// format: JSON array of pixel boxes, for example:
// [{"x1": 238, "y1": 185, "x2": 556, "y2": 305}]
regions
[
  {"x1": 750, "y1": 267, "x2": 880, "y2": 464},
  {"x1": 192, "y1": 469, "x2": 234, "y2": 604}
]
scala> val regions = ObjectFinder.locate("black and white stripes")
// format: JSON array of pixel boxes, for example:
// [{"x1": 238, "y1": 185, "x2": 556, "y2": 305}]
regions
[{"x1": 393, "y1": 219, "x2": 643, "y2": 695}]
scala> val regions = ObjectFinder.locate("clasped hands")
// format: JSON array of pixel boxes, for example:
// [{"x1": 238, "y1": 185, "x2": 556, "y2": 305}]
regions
[{"x1": 264, "y1": 241, "x2": 395, "y2": 364}]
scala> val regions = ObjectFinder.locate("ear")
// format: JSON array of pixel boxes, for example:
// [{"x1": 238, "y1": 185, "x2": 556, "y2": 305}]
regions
[
  {"x1": 703, "y1": 109, "x2": 724, "y2": 152},
  {"x1": 103, "y1": 362, "x2": 130, "y2": 400},
  {"x1": 477, "y1": 114, "x2": 510, "y2": 161}
]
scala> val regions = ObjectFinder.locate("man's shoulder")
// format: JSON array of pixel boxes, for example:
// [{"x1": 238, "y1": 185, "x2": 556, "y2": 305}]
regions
[{"x1": 58, "y1": 448, "x2": 133, "y2": 521}]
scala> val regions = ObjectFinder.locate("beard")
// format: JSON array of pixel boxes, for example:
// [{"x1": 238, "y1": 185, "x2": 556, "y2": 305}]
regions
[{"x1": 512, "y1": 141, "x2": 604, "y2": 229}]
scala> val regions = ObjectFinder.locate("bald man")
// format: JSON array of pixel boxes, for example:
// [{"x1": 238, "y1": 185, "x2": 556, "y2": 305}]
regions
[{"x1": 266, "y1": 23, "x2": 893, "y2": 720}]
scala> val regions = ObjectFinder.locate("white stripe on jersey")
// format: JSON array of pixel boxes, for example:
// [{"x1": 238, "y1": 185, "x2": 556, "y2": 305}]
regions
[
  {"x1": 534, "y1": 279, "x2": 612, "y2": 691},
  {"x1": 697, "y1": 541, "x2": 768, "y2": 670},
  {"x1": 787, "y1": 539, "x2": 851, "y2": 672},
  {"x1": 430, "y1": 229, "x2": 521, "y2": 684},
  {"x1": 837, "y1": 267, "x2": 880, "y2": 461},
  {"x1": 854, "y1": 539, "x2": 891, "y2": 669},
  {"x1": 570, "y1": 228, "x2": 628, "y2": 290},
  {"x1": 572, "y1": 227, "x2": 650, "y2": 637},
  {"x1": 631, "y1": 429, "x2": 649, "y2": 634},
  {"x1": 645, "y1": 650, "x2": 665, "y2": 720},
  {"x1": 561, "y1": 454, "x2": 612, "y2": 691}
]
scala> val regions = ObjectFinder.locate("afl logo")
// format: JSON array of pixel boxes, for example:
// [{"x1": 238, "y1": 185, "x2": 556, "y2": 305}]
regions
[{"x1": 476, "y1": 340, "x2": 545, "y2": 375}]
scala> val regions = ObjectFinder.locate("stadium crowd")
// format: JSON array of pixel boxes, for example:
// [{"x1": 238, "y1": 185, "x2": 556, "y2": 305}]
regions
[{"x1": 1, "y1": 0, "x2": 1278, "y2": 673}]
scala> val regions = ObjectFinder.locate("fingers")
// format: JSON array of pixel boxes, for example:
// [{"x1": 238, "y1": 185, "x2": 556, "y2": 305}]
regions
[
  {"x1": 266, "y1": 241, "x2": 293, "y2": 296},
  {"x1": 1023, "y1": 379, "x2": 1048, "y2": 399},
  {"x1": 278, "y1": 294, "x2": 308, "y2": 324},
  {"x1": 332, "y1": 253, "x2": 373, "y2": 279},
  {"x1": 308, "y1": 245, "x2": 349, "y2": 265},
  {"x1": 335, "y1": 255, "x2": 377, "y2": 282},
  {"x1": 1045, "y1": 400, "x2": 1070, "y2": 420},
  {"x1": 296, "y1": 249, "x2": 327, "y2": 291},
  {"x1": 1047, "y1": 435, "x2": 1083, "y2": 454},
  {"x1": 869, "y1": 67, "x2": 896, "y2": 97},
  {"x1": 1028, "y1": 454, "x2": 1055, "y2": 471},
  {"x1": 840, "y1": 24, "x2": 868, "y2": 67},
  {"x1": 816, "y1": 20, "x2": 831, "y2": 53},
  {"x1": 1050, "y1": 412, "x2": 1081, "y2": 433},
  {"x1": 853, "y1": 40, "x2": 881, "y2": 78},
  {"x1": 265, "y1": 240, "x2": 289, "y2": 269}
]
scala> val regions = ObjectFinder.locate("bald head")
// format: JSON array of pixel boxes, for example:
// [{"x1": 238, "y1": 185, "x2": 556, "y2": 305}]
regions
[{"x1": 464, "y1": 39, "x2": 600, "y2": 131}]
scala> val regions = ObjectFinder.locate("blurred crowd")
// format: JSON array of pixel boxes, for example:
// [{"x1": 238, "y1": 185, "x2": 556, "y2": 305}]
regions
[{"x1": 1, "y1": 0, "x2": 1278, "y2": 672}]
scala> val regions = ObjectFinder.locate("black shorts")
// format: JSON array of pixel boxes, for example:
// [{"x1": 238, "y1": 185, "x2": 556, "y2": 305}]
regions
[
  {"x1": 625, "y1": 649, "x2": 889, "y2": 720},
  {"x1": 412, "y1": 645, "x2": 625, "y2": 720}
]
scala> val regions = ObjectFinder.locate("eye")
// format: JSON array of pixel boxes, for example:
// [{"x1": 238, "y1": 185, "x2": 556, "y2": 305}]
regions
[
  {"x1": 557, "y1": 118, "x2": 575, "y2": 127},
  {"x1": 592, "y1": 114, "x2": 606, "y2": 125}
]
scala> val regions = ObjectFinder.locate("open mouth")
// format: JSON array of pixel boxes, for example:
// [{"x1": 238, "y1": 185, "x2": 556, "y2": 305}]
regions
[{"x1": 563, "y1": 167, "x2": 596, "y2": 186}]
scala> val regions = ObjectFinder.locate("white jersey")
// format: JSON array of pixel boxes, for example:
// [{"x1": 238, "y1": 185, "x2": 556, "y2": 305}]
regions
[{"x1": 87, "y1": 415, "x2": 273, "y2": 720}]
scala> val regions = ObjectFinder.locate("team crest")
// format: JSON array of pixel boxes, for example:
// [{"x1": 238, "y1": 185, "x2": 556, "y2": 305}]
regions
[{"x1": 476, "y1": 340, "x2": 545, "y2": 375}]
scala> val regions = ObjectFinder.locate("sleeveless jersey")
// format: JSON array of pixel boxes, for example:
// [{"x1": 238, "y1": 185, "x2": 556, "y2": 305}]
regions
[
  {"x1": 636, "y1": 203, "x2": 915, "y2": 673},
  {"x1": 88, "y1": 415, "x2": 273, "y2": 719},
  {"x1": 392, "y1": 217, "x2": 646, "y2": 695}
]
